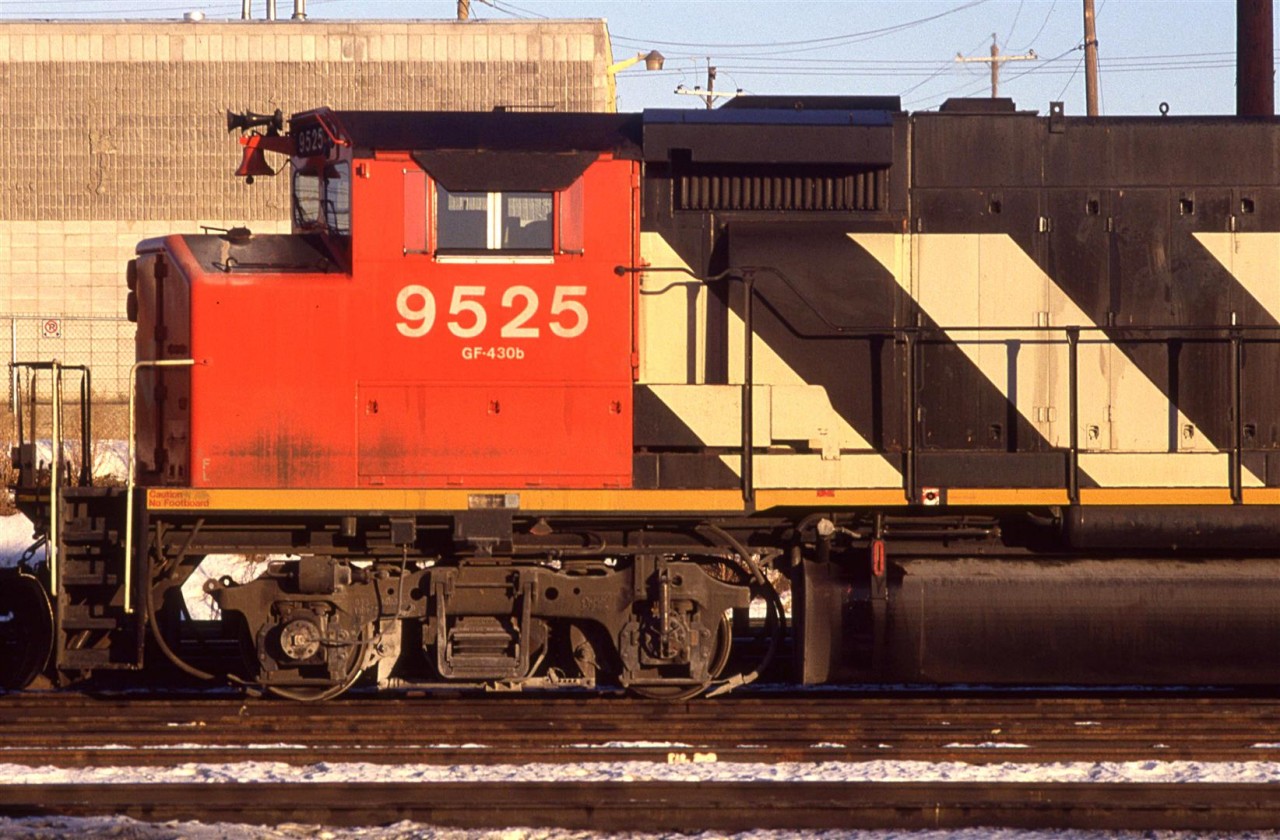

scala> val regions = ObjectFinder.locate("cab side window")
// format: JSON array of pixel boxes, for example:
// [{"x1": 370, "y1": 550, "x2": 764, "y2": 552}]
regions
[
  {"x1": 436, "y1": 188, "x2": 553, "y2": 252},
  {"x1": 293, "y1": 170, "x2": 321, "y2": 229},
  {"x1": 323, "y1": 163, "x2": 351, "y2": 236}
]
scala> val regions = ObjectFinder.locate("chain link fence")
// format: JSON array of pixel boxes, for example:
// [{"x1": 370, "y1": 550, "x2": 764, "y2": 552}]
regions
[
  {"x1": 2, "y1": 317, "x2": 134, "y2": 480},
  {"x1": 5, "y1": 316, "x2": 133, "y2": 407}
]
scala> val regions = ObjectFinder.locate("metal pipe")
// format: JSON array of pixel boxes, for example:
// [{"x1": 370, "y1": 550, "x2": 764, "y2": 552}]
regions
[
  {"x1": 15, "y1": 367, "x2": 24, "y2": 461},
  {"x1": 27, "y1": 369, "x2": 35, "y2": 468},
  {"x1": 1231, "y1": 320, "x2": 1244, "y2": 503},
  {"x1": 125, "y1": 358, "x2": 196, "y2": 615},
  {"x1": 266, "y1": 0, "x2": 276, "y2": 20},
  {"x1": 740, "y1": 273, "x2": 754, "y2": 506},
  {"x1": 291, "y1": 0, "x2": 305, "y2": 19},
  {"x1": 904, "y1": 332, "x2": 917, "y2": 504},
  {"x1": 1067, "y1": 327, "x2": 1080, "y2": 504},
  {"x1": 9, "y1": 319, "x2": 16, "y2": 417},
  {"x1": 50, "y1": 361, "x2": 61, "y2": 607},
  {"x1": 80, "y1": 368, "x2": 91, "y2": 487}
]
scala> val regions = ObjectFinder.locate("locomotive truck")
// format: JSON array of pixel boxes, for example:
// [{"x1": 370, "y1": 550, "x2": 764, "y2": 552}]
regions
[{"x1": 5, "y1": 95, "x2": 1280, "y2": 698}]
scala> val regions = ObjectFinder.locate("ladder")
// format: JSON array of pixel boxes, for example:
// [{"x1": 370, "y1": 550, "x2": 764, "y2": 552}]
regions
[{"x1": 11, "y1": 362, "x2": 142, "y2": 679}]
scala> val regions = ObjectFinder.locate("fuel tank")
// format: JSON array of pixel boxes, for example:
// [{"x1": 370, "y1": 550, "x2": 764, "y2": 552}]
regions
[{"x1": 798, "y1": 554, "x2": 1280, "y2": 685}]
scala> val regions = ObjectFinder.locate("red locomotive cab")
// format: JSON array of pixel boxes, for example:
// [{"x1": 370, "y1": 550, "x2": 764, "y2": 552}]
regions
[
  {"x1": 348, "y1": 113, "x2": 638, "y2": 489},
  {"x1": 136, "y1": 109, "x2": 638, "y2": 491}
]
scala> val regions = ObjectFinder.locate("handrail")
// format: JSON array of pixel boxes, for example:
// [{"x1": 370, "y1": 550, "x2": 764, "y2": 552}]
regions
[
  {"x1": 619, "y1": 262, "x2": 1274, "y2": 504},
  {"x1": 1066, "y1": 327, "x2": 1080, "y2": 504},
  {"x1": 740, "y1": 272, "x2": 754, "y2": 506},
  {"x1": 9, "y1": 361, "x2": 92, "y2": 606},
  {"x1": 51, "y1": 362, "x2": 60, "y2": 606},
  {"x1": 10, "y1": 361, "x2": 92, "y2": 488}
]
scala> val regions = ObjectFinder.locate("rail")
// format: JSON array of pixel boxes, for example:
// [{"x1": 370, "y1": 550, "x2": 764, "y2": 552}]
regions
[
  {"x1": 625, "y1": 263, "x2": 1275, "y2": 506},
  {"x1": 10, "y1": 361, "x2": 92, "y2": 601}
]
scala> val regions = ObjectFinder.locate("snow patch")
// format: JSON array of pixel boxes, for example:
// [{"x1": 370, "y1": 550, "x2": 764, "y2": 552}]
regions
[
  {"x1": 180, "y1": 554, "x2": 274, "y2": 620},
  {"x1": 0, "y1": 513, "x2": 42, "y2": 570},
  {"x1": 0, "y1": 439, "x2": 130, "y2": 570},
  {"x1": 4, "y1": 758, "x2": 1280, "y2": 785},
  {"x1": 942, "y1": 742, "x2": 1030, "y2": 750}
]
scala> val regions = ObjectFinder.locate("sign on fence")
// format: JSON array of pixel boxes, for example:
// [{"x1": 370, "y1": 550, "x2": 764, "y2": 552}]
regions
[{"x1": 6, "y1": 316, "x2": 133, "y2": 403}]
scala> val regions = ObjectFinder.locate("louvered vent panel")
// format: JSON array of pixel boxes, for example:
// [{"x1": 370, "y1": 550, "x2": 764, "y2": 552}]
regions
[{"x1": 677, "y1": 171, "x2": 885, "y2": 212}]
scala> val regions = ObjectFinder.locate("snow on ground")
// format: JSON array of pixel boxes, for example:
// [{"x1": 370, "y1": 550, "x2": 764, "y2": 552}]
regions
[
  {"x1": 0, "y1": 821, "x2": 1272, "y2": 840},
  {"x1": 7, "y1": 758, "x2": 1280, "y2": 786}
]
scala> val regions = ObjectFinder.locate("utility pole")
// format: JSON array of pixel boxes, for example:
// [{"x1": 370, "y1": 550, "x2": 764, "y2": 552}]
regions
[
  {"x1": 457, "y1": 0, "x2": 470, "y2": 21},
  {"x1": 955, "y1": 34, "x2": 1036, "y2": 98},
  {"x1": 1083, "y1": 0, "x2": 1100, "y2": 115},
  {"x1": 675, "y1": 60, "x2": 740, "y2": 108}
]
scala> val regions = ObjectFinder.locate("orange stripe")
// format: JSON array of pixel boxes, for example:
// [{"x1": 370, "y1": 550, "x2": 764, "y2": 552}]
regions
[
  {"x1": 1077, "y1": 487, "x2": 1234, "y2": 505},
  {"x1": 148, "y1": 486, "x2": 1262, "y2": 513},
  {"x1": 944, "y1": 488, "x2": 1071, "y2": 506},
  {"x1": 1243, "y1": 488, "x2": 1280, "y2": 505},
  {"x1": 147, "y1": 487, "x2": 746, "y2": 513}
]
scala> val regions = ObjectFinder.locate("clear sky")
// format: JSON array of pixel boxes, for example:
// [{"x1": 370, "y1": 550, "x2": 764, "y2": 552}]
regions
[{"x1": 1, "y1": 0, "x2": 1268, "y2": 116}]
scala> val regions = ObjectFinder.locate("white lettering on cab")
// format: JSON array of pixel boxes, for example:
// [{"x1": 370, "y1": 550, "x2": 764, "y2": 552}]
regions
[{"x1": 396, "y1": 284, "x2": 589, "y2": 346}]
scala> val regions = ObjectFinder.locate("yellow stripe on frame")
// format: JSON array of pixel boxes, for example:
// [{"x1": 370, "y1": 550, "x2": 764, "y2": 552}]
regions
[
  {"x1": 1242, "y1": 488, "x2": 1280, "y2": 505},
  {"x1": 1077, "y1": 488, "x2": 1235, "y2": 506},
  {"x1": 148, "y1": 486, "x2": 1270, "y2": 514},
  {"x1": 944, "y1": 488, "x2": 1071, "y2": 506},
  {"x1": 146, "y1": 487, "x2": 747, "y2": 514}
]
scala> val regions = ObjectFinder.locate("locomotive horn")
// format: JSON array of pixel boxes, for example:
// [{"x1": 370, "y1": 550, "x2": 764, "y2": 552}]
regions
[{"x1": 226, "y1": 108, "x2": 284, "y2": 135}]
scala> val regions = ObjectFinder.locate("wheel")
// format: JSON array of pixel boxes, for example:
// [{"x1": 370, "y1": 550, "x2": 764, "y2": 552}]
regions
[
  {"x1": 627, "y1": 612, "x2": 733, "y2": 701},
  {"x1": 0, "y1": 571, "x2": 53, "y2": 690}
]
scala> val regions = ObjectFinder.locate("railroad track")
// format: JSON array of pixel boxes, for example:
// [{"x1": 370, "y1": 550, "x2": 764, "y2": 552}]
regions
[
  {"x1": 4, "y1": 781, "x2": 1280, "y2": 831},
  {"x1": 2, "y1": 689, "x2": 1280, "y2": 766}
]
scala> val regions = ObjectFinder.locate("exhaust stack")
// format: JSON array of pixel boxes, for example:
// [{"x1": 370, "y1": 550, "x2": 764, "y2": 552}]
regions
[
  {"x1": 239, "y1": 0, "x2": 306, "y2": 20},
  {"x1": 1237, "y1": 0, "x2": 1274, "y2": 116}
]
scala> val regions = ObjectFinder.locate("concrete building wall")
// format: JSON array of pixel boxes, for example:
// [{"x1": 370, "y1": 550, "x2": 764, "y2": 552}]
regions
[{"x1": 0, "y1": 20, "x2": 614, "y2": 325}]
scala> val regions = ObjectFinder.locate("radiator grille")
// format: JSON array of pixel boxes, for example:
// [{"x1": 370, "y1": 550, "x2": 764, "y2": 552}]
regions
[{"x1": 677, "y1": 170, "x2": 885, "y2": 212}]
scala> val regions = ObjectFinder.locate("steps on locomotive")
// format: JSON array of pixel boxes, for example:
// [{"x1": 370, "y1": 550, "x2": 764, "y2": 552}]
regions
[{"x1": 54, "y1": 489, "x2": 141, "y2": 674}]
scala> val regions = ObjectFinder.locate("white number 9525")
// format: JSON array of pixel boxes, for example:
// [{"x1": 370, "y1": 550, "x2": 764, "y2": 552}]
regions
[{"x1": 396, "y1": 284, "x2": 588, "y2": 340}]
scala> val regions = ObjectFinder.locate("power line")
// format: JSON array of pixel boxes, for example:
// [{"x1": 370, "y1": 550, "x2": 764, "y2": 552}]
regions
[
  {"x1": 898, "y1": 56, "x2": 958, "y2": 98},
  {"x1": 1056, "y1": 54, "x2": 1086, "y2": 100},
  {"x1": 611, "y1": 0, "x2": 988, "y2": 51},
  {"x1": 1014, "y1": 0, "x2": 1058, "y2": 52},
  {"x1": 1003, "y1": 0, "x2": 1025, "y2": 47},
  {"x1": 620, "y1": 53, "x2": 1237, "y2": 80},
  {"x1": 483, "y1": 0, "x2": 547, "y2": 20}
]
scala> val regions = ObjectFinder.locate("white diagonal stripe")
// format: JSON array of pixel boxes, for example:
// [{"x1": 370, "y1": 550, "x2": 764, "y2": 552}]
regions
[
  {"x1": 1194, "y1": 232, "x2": 1280, "y2": 320},
  {"x1": 853, "y1": 232, "x2": 1260, "y2": 488},
  {"x1": 639, "y1": 232, "x2": 902, "y2": 488}
]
